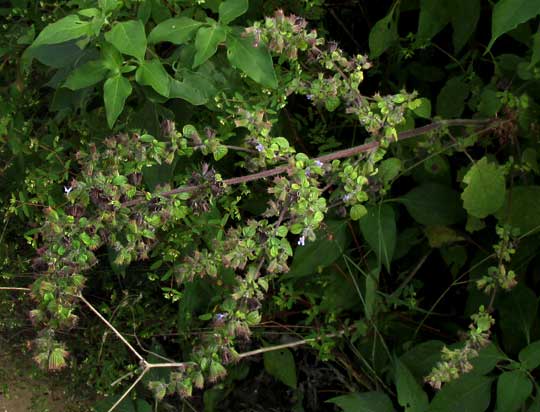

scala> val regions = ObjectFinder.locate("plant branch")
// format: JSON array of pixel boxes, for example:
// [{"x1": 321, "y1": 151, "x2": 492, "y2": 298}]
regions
[
  {"x1": 0, "y1": 286, "x2": 30, "y2": 291},
  {"x1": 122, "y1": 118, "x2": 497, "y2": 208}
]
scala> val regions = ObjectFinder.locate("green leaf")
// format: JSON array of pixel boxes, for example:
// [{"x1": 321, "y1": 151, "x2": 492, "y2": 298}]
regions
[
  {"x1": 104, "y1": 75, "x2": 132, "y2": 128},
  {"x1": 495, "y1": 186, "x2": 540, "y2": 234},
  {"x1": 430, "y1": 375, "x2": 493, "y2": 412},
  {"x1": 285, "y1": 220, "x2": 349, "y2": 279},
  {"x1": 213, "y1": 145, "x2": 228, "y2": 161},
  {"x1": 30, "y1": 14, "x2": 91, "y2": 48},
  {"x1": 350, "y1": 204, "x2": 368, "y2": 220},
  {"x1": 193, "y1": 24, "x2": 227, "y2": 68},
  {"x1": 487, "y1": 0, "x2": 540, "y2": 51},
  {"x1": 530, "y1": 32, "x2": 540, "y2": 68},
  {"x1": 477, "y1": 86, "x2": 502, "y2": 117},
  {"x1": 359, "y1": 204, "x2": 396, "y2": 271},
  {"x1": 219, "y1": 0, "x2": 249, "y2": 25},
  {"x1": 496, "y1": 371, "x2": 532, "y2": 412},
  {"x1": 135, "y1": 59, "x2": 170, "y2": 97},
  {"x1": 436, "y1": 76, "x2": 470, "y2": 118},
  {"x1": 23, "y1": 40, "x2": 86, "y2": 69},
  {"x1": 398, "y1": 183, "x2": 465, "y2": 226},
  {"x1": 369, "y1": 10, "x2": 398, "y2": 58},
  {"x1": 450, "y1": 0, "x2": 480, "y2": 52},
  {"x1": 519, "y1": 340, "x2": 540, "y2": 370},
  {"x1": 326, "y1": 392, "x2": 396, "y2": 412},
  {"x1": 226, "y1": 33, "x2": 278, "y2": 88},
  {"x1": 499, "y1": 284, "x2": 538, "y2": 354},
  {"x1": 99, "y1": 0, "x2": 121, "y2": 13},
  {"x1": 401, "y1": 341, "x2": 445, "y2": 381},
  {"x1": 395, "y1": 358, "x2": 429, "y2": 412},
  {"x1": 263, "y1": 348, "x2": 297, "y2": 388},
  {"x1": 416, "y1": 0, "x2": 450, "y2": 44},
  {"x1": 378, "y1": 158, "x2": 402, "y2": 184},
  {"x1": 461, "y1": 157, "x2": 506, "y2": 219},
  {"x1": 148, "y1": 17, "x2": 202, "y2": 44},
  {"x1": 64, "y1": 60, "x2": 108, "y2": 90},
  {"x1": 101, "y1": 41, "x2": 123, "y2": 72},
  {"x1": 412, "y1": 98, "x2": 431, "y2": 119},
  {"x1": 104, "y1": 20, "x2": 147, "y2": 62}
]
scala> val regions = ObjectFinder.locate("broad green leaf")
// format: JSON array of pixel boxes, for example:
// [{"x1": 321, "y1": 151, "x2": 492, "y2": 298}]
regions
[
  {"x1": 461, "y1": 157, "x2": 506, "y2": 218},
  {"x1": 359, "y1": 204, "x2": 396, "y2": 271},
  {"x1": 351, "y1": 204, "x2": 368, "y2": 220},
  {"x1": 430, "y1": 375, "x2": 493, "y2": 412},
  {"x1": 450, "y1": 0, "x2": 480, "y2": 53},
  {"x1": 378, "y1": 158, "x2": 402, "y2": 184},
  {"x1": 416, "y1": 0, "x2": 450, "y2": 44},
  {"x1": 487, "y1": 0, "x2": 540, "y2": 51},
  {"x1": 530, "y1": 32, "x2": 540, "y2": 68},
  {"x1": 104, "y1": 20, "x2": 147, "y2": 62},
  {"x1": 285, "y1": 220, "x2": 349, "y2": 279},
  {"x1": 226, "y1": 33, "x2": 278, "y2": 88},
  {"x1": 398, "y1": 183, "x2": 465, "y2": 226},
  {"x1": 169, "y1": 70, "x2": 217, "y2": 105},
  {"x1": 148, "y1": 17, "x2": 202, "y2": 44},
  {"x1": 135, "y1": 59, "x2": 170, "y2": 97},
  {"x1": 64, "y1": 60, "x2": 108, "y2": 90},
  {"x1": 369, "y1": 11, "x2": 398, "y2": 58},
  {"x1": 469, "y1": 342, "x2": 504, "y2": 375},
  {"x1": 401, "y1": 341, "x2": 445, "y2": 380},
  {"x1": 477, "y1": 86, "x2": 502, "y2": 117},
  {"x1": 436, "y1": 76, "x2": 470, "y2": 118},
  {"x1": 499, "y1": 284, "x2": 538, "y2": 354},
  {"x1": 104, "y1": 75, "x2": 132, "y2": 128},
  {"x1": 496, "y1": 371, "x2": 532, "y2": 412},
  {"x1": 23, "y1": 40, "x2": 86, "y2": 69},
  {"x1": 326, "y1": 392, "x2": 395, "y2": 412},
  {"x1": 30, "y1": 14, "x2": 91, "y2": 48},
  {"x1": 412, "y1": 97, "x2": 431, "y2": 119},
  {"x1": 425, "y1": 226, "x2": 464, "y2": 248},
  {"x1": 99, "y1": 0, "x2": 121, "y2": 13},
  {"x1": 263, "y1": 349, "x2": 296, "y2": 388},
  {"x1": 496, "y1": 186, "x2": 540, "y2": 234},
  {"x1": 394, "y1": 358, "x2": 428, "y2": 412},
  {"x1": 193, "y1": 24, "x2": 227, "y2": 68},
  {"x1": 219, "y1": 0, "x2": 249, "y2": 25},
  {"x1": 519, "y1": 340, "x2": 540, "y2": 370},
  {"x1": 101, "y1": 41, "x2": 123, "y2": 72}
]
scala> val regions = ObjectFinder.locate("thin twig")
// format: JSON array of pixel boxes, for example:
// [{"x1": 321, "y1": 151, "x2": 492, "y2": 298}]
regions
[
  {"x1": 107, "y1": 367, "x2": 149, "y2": 412},
  {"x1": 77, "y1": 294, "x2": 144, "y2": 363},
  {"x1": 0, "y1": 287, "x2": 30, "y2": 291}
]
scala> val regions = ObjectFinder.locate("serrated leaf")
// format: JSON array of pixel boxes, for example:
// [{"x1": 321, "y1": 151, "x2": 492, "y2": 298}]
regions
[
  {"x1": 519, "y1": 340, "x2": 540, "y2": 370},
  {"x1": 193, "y1": 24, "x2": 227, "y2": 68},
  {"x1": 29, "y1": 14, "x2": 91, "y2": 48},
  {"x1": 416, "y1": 0, "x2": 450, "y2": 44},
  {"x1": 395, "y1": 358, "x2": 429, "y2": 412},
  {"x1": 496, "y1": 371, "x2": 532, "y2": 412},
  {"x1": 135, "y1": 59, "x2": 170, "y2": 97},
  {"x1": 219, "y1": 0, "x2": 249, "y2": 25},
  {"x1": 378, "y1": 158, "x2": 402, "y2": 183},
  {"x1": 104, "y1": 75, "x2": 132, "y2": 128},
  {"x1": 226, "y1": 33, "x2": 278, "y2": 88},
  {"x1": 104, "y1": 20, "x2": 147, "y2": 62},
  {"x1": 359, "y1": 204, "x2": 396, "y2": 271},
  {"x1": 326, "y1": 392, "x2": 396, "y2": 412},
  {"x1": 487, "y1": 0, "x2": 540, "y2": 51},
  {"x1": 263, "y1": 348, "x2": 296, "y2": 388},
  {"x1": 64, "y1": 60, "x2": 108, "y2": 90},
  {"x1": 213, "y1": 145, "x2": 228, "y2": 161},
  {"x1": 450, "y1": 0, "x2": 480, "y2": 53},
  {"x1": 148, "y1": 17, "x2": 202, "y2": 44},
  {"x1": 430, "y1": 375, "x2": 493, "y2": 412},
  {"x1": 461, "y1": 157, "x2": 506, "y2": 218},
  {"x1": 369, "y1": 11, "x2": 398, "y2": 58},
  {"x1": 436, "y1": 76, "x2": 470, "y2": 118},
  {"x1": 350, "y1": 204, "x2": 368, "y2": 220},
  {"x1": 399, "y1": 183, "x2": 465, "y2": 226}
]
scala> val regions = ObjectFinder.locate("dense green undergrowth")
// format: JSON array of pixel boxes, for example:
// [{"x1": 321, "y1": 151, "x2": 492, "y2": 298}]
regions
[{"x1": 2, "y1": 0, "x2": 540, "y2": 411}]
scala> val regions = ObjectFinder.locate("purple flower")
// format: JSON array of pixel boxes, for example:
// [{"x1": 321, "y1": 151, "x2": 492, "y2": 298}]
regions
[
  {"x1": 255, "y1": 143, "x2": 264, "y2": 152},
  {"x1": 297, "y1": 236, "x2": 306, "y2": 246},
  {"x1": 215, "y1": 313, "x2": 227, "y2": 321},
  {"x1": 305, "y1": 167, "x2": 311, "y2": 177},
  {"x1": 342, "y1": 194, "x2": 351, "y2": 202},
  {"x1": 314, "y1": 160, "x2": 323, "y2": 167},
  {"x1": 306, "y1": 94, "x2": 314, "y2": 100}
]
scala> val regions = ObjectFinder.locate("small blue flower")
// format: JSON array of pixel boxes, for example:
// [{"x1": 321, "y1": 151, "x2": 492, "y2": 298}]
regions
[
  {"x1": 64, "y1": 186, "x2": 73, "y2": 195},
  {"x1": 298, "y1": 236, "x2": 306, "y2": 246},
  {"x1": 215, "y1": 313, "x2": 227, "y2": 321},
  {"x1": 305, "y1": 167, "x2": 311, "y2": 177},
  {"x1": 342, "y1": 194, "x2": 351, "y2": 202},
  {"x1": 255, "y1": 143, "x2": 264, "y2": 152},
  {"x1": 306, "y1": 94, "x2": 314, "y2": 100},
  {"x1": 314, "y1": 160, "x2": 323, "y2": 167}
]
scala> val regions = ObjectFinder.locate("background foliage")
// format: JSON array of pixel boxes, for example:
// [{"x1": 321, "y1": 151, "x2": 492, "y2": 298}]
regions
[{"x1": 2, "y1": 0, "x2": 540, "y2": 411}]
